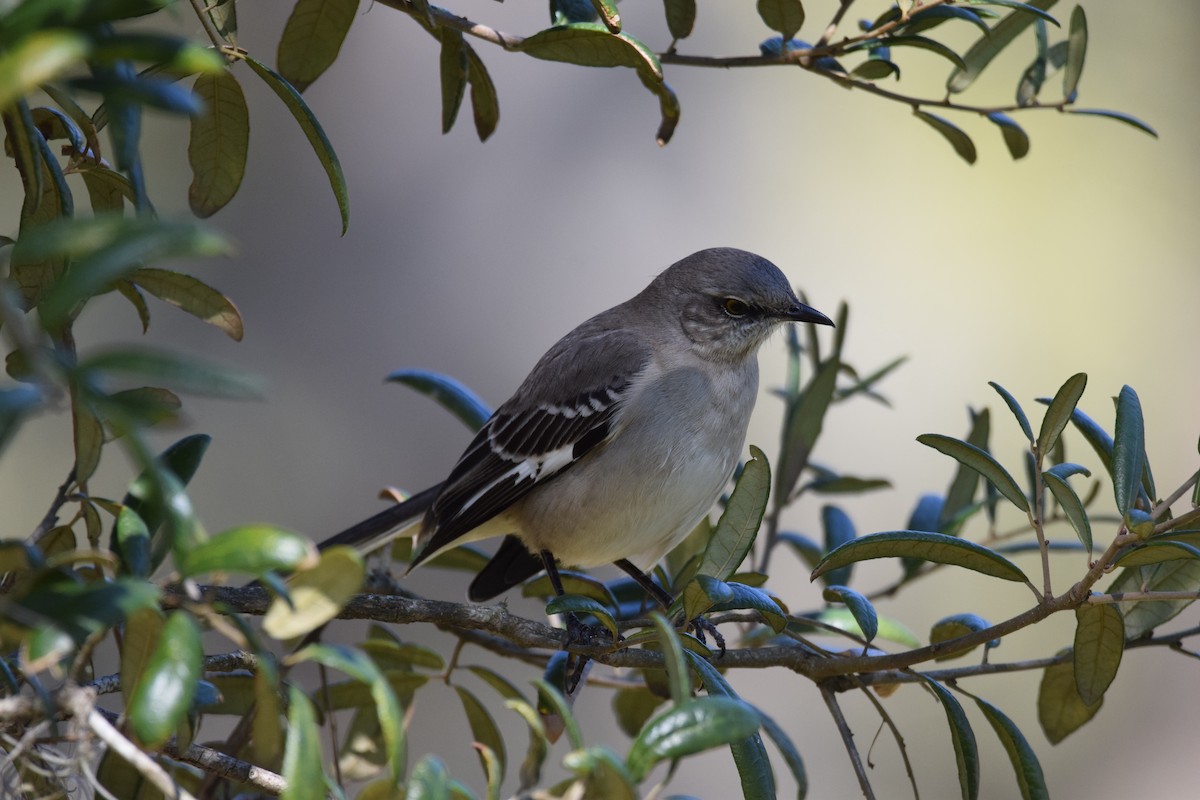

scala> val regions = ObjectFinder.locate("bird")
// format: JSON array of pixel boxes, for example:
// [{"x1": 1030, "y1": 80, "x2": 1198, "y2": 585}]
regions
[{"x1": 319, "y1": 247, "x2": 833, "y2": 619}]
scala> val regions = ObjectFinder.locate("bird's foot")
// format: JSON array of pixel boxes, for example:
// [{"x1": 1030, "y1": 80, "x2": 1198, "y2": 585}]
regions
[
  {"x1": 562, "y1": 613, "x2": 615, "y2": 694},
  {"x1": 685, "y1": 615, "x2": 727, "y2": 657}
]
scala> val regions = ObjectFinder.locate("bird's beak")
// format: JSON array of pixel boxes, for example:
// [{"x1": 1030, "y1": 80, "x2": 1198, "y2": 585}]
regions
[{"x1": 784, "y1": 302, "x2": 834, "y2": 327}]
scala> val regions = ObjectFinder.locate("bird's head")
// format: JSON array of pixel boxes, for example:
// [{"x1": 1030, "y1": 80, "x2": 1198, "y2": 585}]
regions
[{"x1": 654, "y1": 247, "x2": 834, "y2": 361}]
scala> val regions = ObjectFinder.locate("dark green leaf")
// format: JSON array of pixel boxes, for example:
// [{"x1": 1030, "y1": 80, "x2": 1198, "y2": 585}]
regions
[
  {"x1": 1114, "y1": 539, "x2": 1200, "y2": 567},
  {"x1": 812, "y1": 531, "x2": 1028, "y2": 583},
  {"x1": 188, "y1": 69, "x2": 249, "y2": 218},
  {"x1": 818, "y1": 504, "x2": 856, "y2": 586},
  {"x1": 546, "y1": 594, "x2": 618, "y2": 640},
  {"x1": 985, "y1": 112, "x2": 1029, "y2": 159},
  {"x1": 756, "y1": 0, "x2": 806, "y2": 41},
  {"x1": 1037, "y1": 373, "x2": 1086, "y2": 458},
  {"x1": 664, "y1": 0, "x2": 697, "y2": 40},
  {"x1": 71, "y1": 389, "x2": 103, "y2": 483},
  {"x1": 1109, "y1": 559, "x2": 1200, "y2": 638},
  {"x1": 438, "y1": 29, "x2": 468, "y2": 134},
  {"x1": 880, "y1": 36, "x2": 966, "y2": 71},
  {"x1": 696, "y1": 445, "x2": 770, "y2": 580},
  {"x1": 904, "y1": 5, "x2": 990, "y2": 36},
  {"x1": 974, "y1": 696, "x2": 1049, "y2": 800},
  {"x1": 518, "y1": 23, "x2": 661, "y2": 78},
  {"x1": 131, "y1": 267, "x2": 244, "y2": 340},
  {"x1": 504, "y1": 696, "x2": 549, "y2": 792},
  {"x1": 850, "y1": 59, "x2": 899, "y2": 81},
  {"x1": 822, "y1": 585, "x2": 876, "y2": 642},
  {"x1": 276, "y1": 0, "x2": 357, "y2": 92},
  {"x1": 1066, "y1": 108, "x2": 1158, "y2": 137},
  {"x1": 243, "y1": 54, "x2": 350, "y2": 234},
  {"x1": 1111, "y1": 385, "x2": 1144, "y2": 516},
  {"x1": 1042, "y1": 470, "x2": 1092, "y2": 552},
  {"x1": 455, "y1": 686, "x2": 506, "y2": 786},
  {"x1": 948, "y1": 0, "x2": 1060, "y2": 93},
  {"x1": 913, "y1": 110, "x2": 977, "y2": 165},
  {"x1": 1063, "y1": 5, "x2": 1087, "y2": 100},
  {"x1": 919, "y1": 432, "x2": 1029, "y2": 513},
  {"x1": 965, "y1": 0, "x2": 1059, "y2": 24},
  {"x1": 776, "y1": 357, "x2": 839, "y2": 504},
  {"x1": 705, "y1": 582, "x2": 787, "y2": 633},
  {"x1": 562, "y1": 747, "x2": 639, "y2": 800},
  {"x1": 387, "y1": 368, "x2": 492, "y2": 431},
  {"x1": 648, "y1": 612, "x2": 690, "y2": 706},
  {"x1": 930, "y1": 612, "x2": 991, "y2": 661},
  {"x1": 613, "y1": 685, "x2": 665, "y2": 737},
  {"x1": 589, "y1": 0, "x2": 621, "y2": 33},
  {"x1": 128, "y1": 611, "x2": 201, "y2": 747},
  {"x1": 922, "y1": 679, "x2": 979, "y2": 800},
  {"x1": 78, "y1": 347, "x2": 261, "y2": 399},
  {"x1": 1037, "y1": 653, "x2": 1101, "y2": 744},
  {"x1": 681, "y1": 574, "x2": 733, "y2": 626},
  {"x1": 1073, "y1": 602, "x2": 1123, "y2": 705},
  {"x1": 988, "y1": 381, "x2": 1033, "y2": 442},
  {"x1": 626, "y1": 696, "x2": 762, "y2": 782},
  {"x1": 115, "y1": 505, "x2": 151, "y2": 577},
  {"x1": 523, "y1": 570, "x2": 617, "y2": 608},
  {"x1": 463, "y1": 43, "x2": 499, "y2": 142}
]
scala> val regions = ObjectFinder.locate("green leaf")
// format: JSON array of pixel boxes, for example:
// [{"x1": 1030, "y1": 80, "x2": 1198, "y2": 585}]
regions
[
  {"x1": 756, "y1": 0, "x2": 805, "y2": 41},
  {"x1": 469, "y1": 665, "x2": 527, "y2": 703},
  {"x1": 1042, "y1": 470, "x2": 1092, "y2": 552},
  {"x1": 0, "y1": 30, "x2": 90, "y2": 110},
  {"x1": 1037, "y1": 373, "x2": 1086, "y2": 458},
  {"x1": 816, "y1": 607, "x2": 921, "y2": 648},
  {"x1": 533, "y1": 676, "x2": 583, "y2": 750},
  {"x1": 563, "y1": 747, "x2": 638, "y2": 800},
  {"x1": 188, "y1": 69, "x2": 249, "y2": 218},
  {"x1": 78, "y1": 347, "x2": 261, "y2": 399},
  {"x1": 119, "y1": 607, "x2": 164, "y2": 709},
  {"x1": 984, "y1": 112, "x2": 1030, "y2": 159},
  {"x1": 922, "y1": 679, "x2": 979, "y2": 800},
  {"x1": 881, "y1": 36, "x2": 966, "y2": 71},
  {"x1": 1111, "y1": 385, "x2": 1144, "y2": 516},
  {"x1": 822, "y1": 585, "x2": 877, "y2": 642},
  {"x1": 243, "y1": 54, "x2": 350, "y2": 234},
  {"x1": 504, "y1": 697, "x2": 549, "y2": 792},
  {"x1": 35, "y1": 218, "x2": 230, "y2": 329},
  {"x1": 387, "y1": 368, "x2": 492, "y2": 431},
  {"x1": 613, "y1": 685, "x2": 666, "y2": 737},
  {"x1": 545, "y1": 594, "x2": 618, "y2": 641},
  {"x1": 438, "y1": 28, "x2": 468, "y2": 134},
  {"x1": 455, "y1": 686, "x2": 506, "y2": 786},
  {"x1": 281, "y1": 685, "x2": 325, "y2": 800},
  {"x1": 263, "y1": 546, "x2": 365, "y2": 639},
  {"x1": 128, "y1": 611, "x2": 201, "y2": 747},
  {"x1": 664, "y1": 0, "x2": 697, "y2": 40},
  {"x1": 77, "y1": 163, "x2": 135, "y2": 213},
  {"x1": 518, "y1": 23, "x2": 661, "y2": 78},
  {"x1": 115, "y1": 505, "x2": 152, "y2": 577},
  {"x1": 1072, "y1": 602, "x2": 1123, "y2": 706},
  {"x1": 648, "y1": 612, "x2": 690, "y2": 706},
  {"x1": 913, "y1": 110, "x2": 977, "y2": 165},
  {"x1": 948, "y1": 0, "x2": 1060, "y2": 93},
  {"x1": 522, "y1": 570, "x2": 617, "y2": 608},
  {"x1": 705, "y1": 582, "x2": 788, "y2": 633},
  {"x1": 974, "y1": 696, "x2": 1049, "y2": 800},
  {"x1": 776, "y1": 357, "x2": 839, "y2": 504},
  {"x1": 71, "y1": 389, "x2": 103, "y2": 483},
  {"x1": 812, "y1": 531, "x2": 1028, "y2": 583},
  {"x1": 463, "y1": 43, "x2": 499, "y2": 142},
  {"x1": 681, "y1": 573, "x2": 733, "y2": 626},
  {"x1": 930, "y1": 612, "x2": 991, "y2": 661},
  {"x1": 988, "y1": 381, "x2": 1033, "y2": 441},
  {"x1": 1113, "y1": 539, "x2": 1200, "y2": 567},
  {"x1": 626, "y1": 696, "x2": 762, "y2": 782},
  {"x1": 294, "y1": 643, "x2": 405, "y2": 784},
  {"x1": 131, "y1": 267, "x2": 244, "y2": 340},
  {"x1": 696, "y1": 445, "x2": 770, "y2": 580},
  {"x1": 918, "y1": 433, "x2": 1029, "y2": 513},
  {"x1": 850, "y1": 59, "x2": 899, "y2": 81},
  {"x1": 179, "y1": 524, "x2": 316, "y2": 579},
  {"x1": 277, "y1": 0, "x2": 357, "y2": 92},
  {"x1": 1062, "y1": 5, "x2": 1087, "y2": 100},
  {"x1": 1037, "y1": 653, "x2": 1101, "y2": 744},
  {"x1": 941, "y1": 409, "x2": 990, "y2": 531},
  {"x1": 590, "y1": 0, "x2": 621, "y2": 33},
  {"x1": 904, "y1": 5, "x2": 990, "y2": 36},
  {"x1": 1109, "y1": 559, "x2": 1200, "y2": 638},
  {"x1": 1065, "y1": 108, "x2": 1158, "y2": 137}
]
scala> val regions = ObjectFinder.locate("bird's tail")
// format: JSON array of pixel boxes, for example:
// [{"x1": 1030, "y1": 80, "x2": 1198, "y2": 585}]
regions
[{"x1": 317, "y1": 483, "x2": 442, "y2": 558}]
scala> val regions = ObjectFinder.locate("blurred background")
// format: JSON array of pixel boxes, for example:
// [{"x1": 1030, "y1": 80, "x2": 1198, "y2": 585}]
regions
[{"x1": 3, "y1": 0, "x2": 1198, "y2": 797}]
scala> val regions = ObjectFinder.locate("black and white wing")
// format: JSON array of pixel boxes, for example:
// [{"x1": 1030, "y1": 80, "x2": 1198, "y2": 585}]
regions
[{"x1": 410, "y1": 323, "x2": 650, "y2": 567}]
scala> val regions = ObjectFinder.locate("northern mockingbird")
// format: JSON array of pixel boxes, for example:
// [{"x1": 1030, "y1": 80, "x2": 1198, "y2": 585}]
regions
[{"x1": 321, "y1": 247, "x2": 832, "y2": 613}]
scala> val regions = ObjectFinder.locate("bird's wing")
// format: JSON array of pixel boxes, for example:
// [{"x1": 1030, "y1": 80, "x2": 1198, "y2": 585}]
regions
[{"x1": 411, "y1": 322, "x2": 651, "y2": 567}]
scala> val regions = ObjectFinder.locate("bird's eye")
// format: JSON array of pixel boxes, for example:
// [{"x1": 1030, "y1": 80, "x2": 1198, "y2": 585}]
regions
[{"x1": 722, "y1": 297, "x2": 750, "y2": 318}]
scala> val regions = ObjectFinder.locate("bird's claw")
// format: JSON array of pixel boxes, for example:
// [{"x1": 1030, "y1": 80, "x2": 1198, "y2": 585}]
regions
[
  {"x1": 562, "y1": 613, "x2": 616, "y2": 693},
  {"x1": 686, "y1": 615, "x2": 726, "y2": 656}
]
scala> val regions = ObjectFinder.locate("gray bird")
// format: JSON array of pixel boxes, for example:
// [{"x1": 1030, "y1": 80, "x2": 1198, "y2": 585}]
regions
[{"x1": 320, "y1": 247, "x2": 833, "y2": 614}]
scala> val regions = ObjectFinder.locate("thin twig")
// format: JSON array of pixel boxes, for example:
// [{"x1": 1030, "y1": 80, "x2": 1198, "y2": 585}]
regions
[
  {"x1": 83, "y1": 705, "x2": 200, "y2": 800},
  {"x1": 854, "y1": 681, "x2": 918, "y2": 800},
  {"x1": 821, "y1": 683, "x2": 876, "y2": 800}
]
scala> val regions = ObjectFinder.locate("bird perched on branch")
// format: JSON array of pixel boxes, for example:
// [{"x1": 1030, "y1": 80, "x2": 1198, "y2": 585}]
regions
[{"x1": 320, "y1": 247, "x2": 832, "y2": 629}]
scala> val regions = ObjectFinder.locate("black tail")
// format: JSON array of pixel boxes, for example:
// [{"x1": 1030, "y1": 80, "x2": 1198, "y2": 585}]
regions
[
  {"x1": 468, "y1": 535, "x2": 543, "y2": 602},
  {"x1": 318, "y1": 483, "x2": 443, "y2": 554}
]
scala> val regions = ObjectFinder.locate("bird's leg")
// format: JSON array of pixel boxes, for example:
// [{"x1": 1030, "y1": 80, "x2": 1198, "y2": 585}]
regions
[
  {"x1": 541, "y1": 551, "x2": 608, "y2": 693},
  {"x1": 613, "y1": 559, "x2": 726, "y2": 656}
]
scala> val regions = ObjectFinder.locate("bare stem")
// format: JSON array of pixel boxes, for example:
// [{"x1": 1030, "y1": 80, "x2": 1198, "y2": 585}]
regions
[{"x1": 821, "y1": 684, "x2": 876, "y2": 800}]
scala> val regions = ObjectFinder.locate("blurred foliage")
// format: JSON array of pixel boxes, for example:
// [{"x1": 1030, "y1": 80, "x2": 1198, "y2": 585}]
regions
[{"x1": 0, "y1": 1, "x2": 1192, "y2": 799}]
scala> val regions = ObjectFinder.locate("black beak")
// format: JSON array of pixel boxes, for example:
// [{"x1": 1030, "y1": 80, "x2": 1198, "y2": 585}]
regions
[{"x1": 784, "y1": 302, "x2": 834, "y2": 327}]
